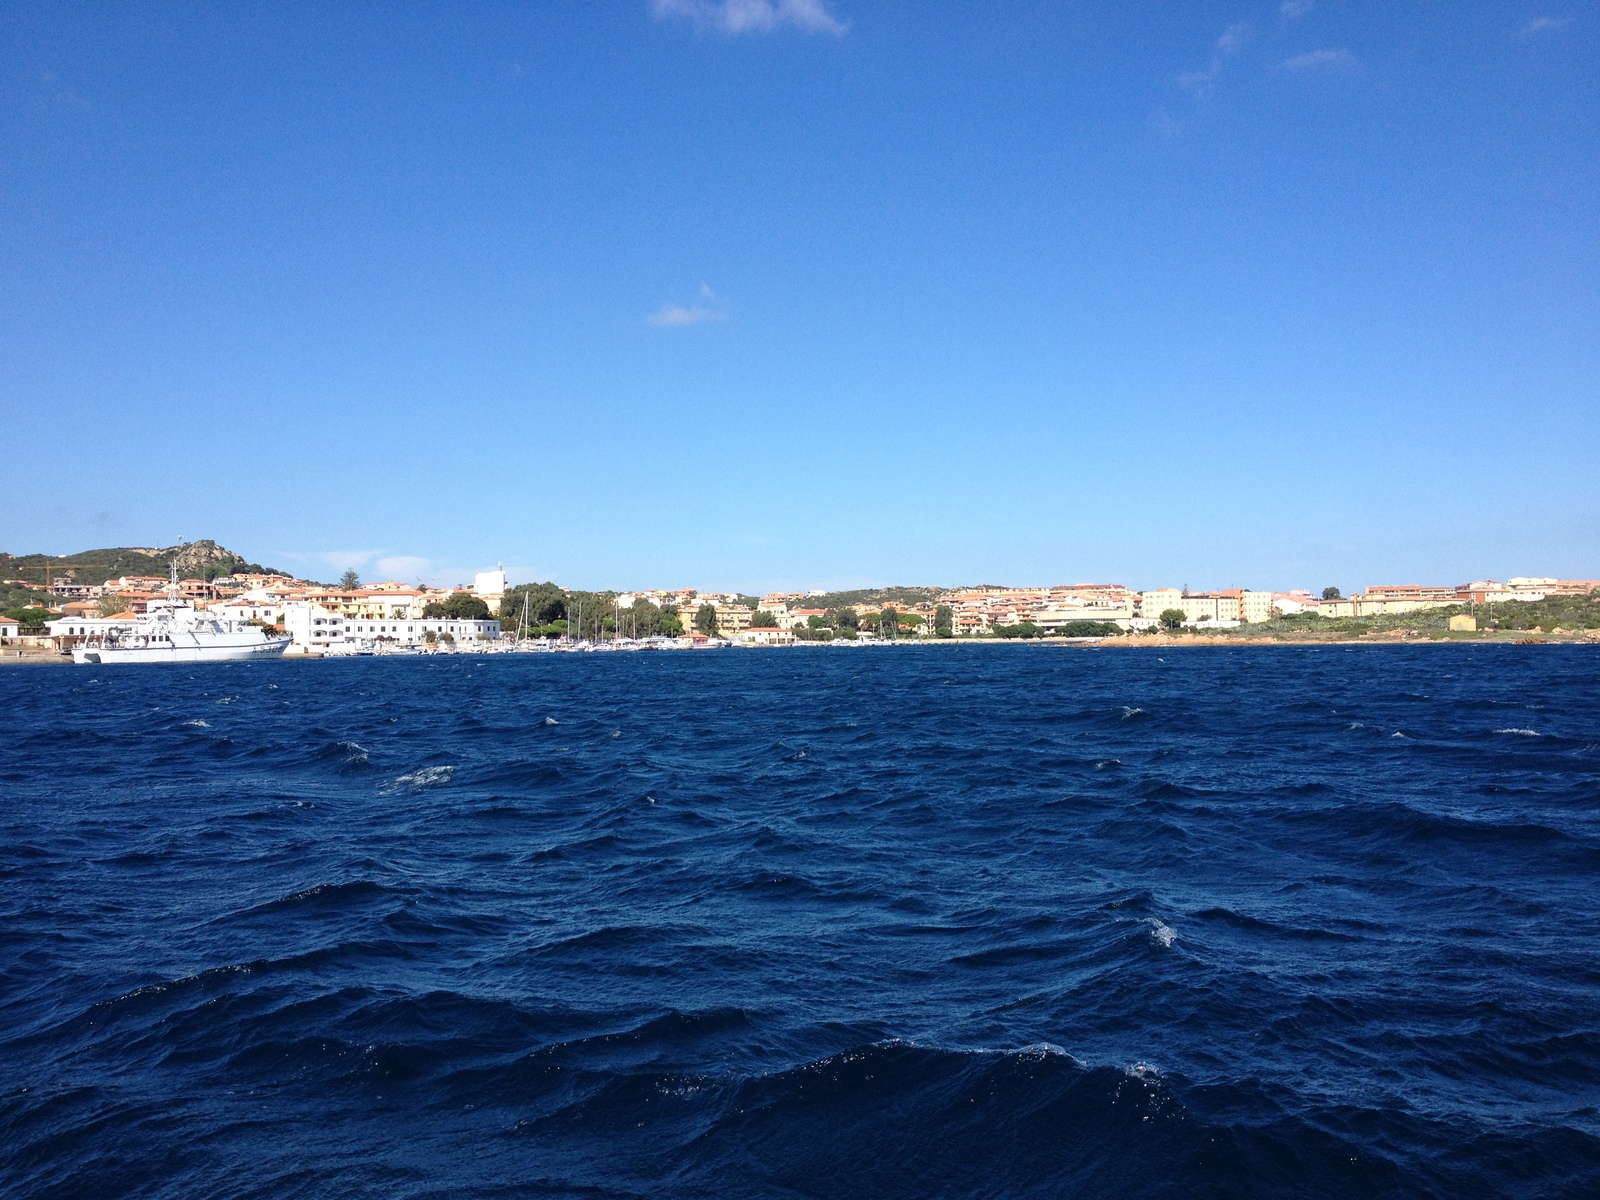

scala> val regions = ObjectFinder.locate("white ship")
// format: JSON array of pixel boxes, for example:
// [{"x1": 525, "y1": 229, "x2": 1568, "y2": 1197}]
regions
[{"x1": 73, "y1": 563, "x2": 292, "y2": 665}]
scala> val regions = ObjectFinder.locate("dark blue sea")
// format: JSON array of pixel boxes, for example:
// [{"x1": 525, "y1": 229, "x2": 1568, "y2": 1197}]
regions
[{"x1": 3, "y1": 645, "x2": 1598, "y2": 1198}]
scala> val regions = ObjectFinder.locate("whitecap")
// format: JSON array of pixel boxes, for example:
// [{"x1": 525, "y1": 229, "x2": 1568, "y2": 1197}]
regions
[
  {"x1": 1495, "y1": 728, "x2": 1541, "y2": 736},
  {"x1": 1095, "y1": 759, "x2": 1120, "y2": 770},
  {"x1": 1012, "y1": 1043, "x2": 1076, "y2": 1063},
  {"x1": 1120, "y1": 706, "x2": 1144, "y2": 719},
  {"x1": 383, "y1": 765, "x2": 454, "y2": 793},
  {"x1": 1391, "y1": 732, "x2": 1406, "y2": 738},
  {"x1": 1144, "y1": 918, "x2": 1177, "y2": 948},
  {"x1": 183, "y1": 719, "x2": 210, "y2": 728},
  {"x1": 1127, "y1": 1061, "x2": 1161, "y2": 1080},
  {"x1": 543, "y1": 717, "x2": 560, "y2": 726}
]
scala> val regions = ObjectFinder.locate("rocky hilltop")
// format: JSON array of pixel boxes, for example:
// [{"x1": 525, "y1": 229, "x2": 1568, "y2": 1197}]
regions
[{"x1": 0, "y1": 541, "x2": 286, "y2": 590}]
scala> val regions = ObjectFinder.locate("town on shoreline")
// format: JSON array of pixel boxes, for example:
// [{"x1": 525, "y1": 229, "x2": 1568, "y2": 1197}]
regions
[{"x1": 3, "y1": 541, "x2": 1598, "y2": 660}]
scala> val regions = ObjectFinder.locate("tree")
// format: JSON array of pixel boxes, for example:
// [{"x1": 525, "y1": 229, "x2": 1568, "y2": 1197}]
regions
[
  {"x1": 934, "y1": 604, "x2": 953, "y2": 638},
  {"x1": 4, "y1": 607, "x2": 52, "y2": 630},
  {"x1": 96, "y1": 594, "x2": 131, "y2": 617},
  {"x1": 994, "y1": 621, "x2": 1045, "y2": 639},
  {"x1": 695, "y1": 603, "x2": 718, "y2": 635},
  {"x1": 751, "y1": 609, "x2": 778, "y2": 628},
  {"x1": 832, "y1": 607, "x2": 859, "y2": 631},
  {"x1": 1058, "y1": 621, "x2": 1121, "y2": 638},
  {"x1": 339, "y1": 569, "x2": 361, "y2": 590},
  {"x1": 423, "y1": 593, "x2": 491, "y2": 620},
  {"x1": 1322, "y1": 587, "x2": 1342, "y2": 600},
  {"x1": 806, "y1": 614, "x2": 827, "y2": 629},
  {"x1": 879, "y1": 606, "x2": 899, "y2": 639},
  {"x1": 1159, "y1": 608, "x2": 1186, "y2": 631}
]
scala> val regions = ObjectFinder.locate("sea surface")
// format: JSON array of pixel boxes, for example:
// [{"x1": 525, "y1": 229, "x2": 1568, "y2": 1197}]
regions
[{"x1": 2, "y1": 645, "x2": 1598, "y2": 1198}]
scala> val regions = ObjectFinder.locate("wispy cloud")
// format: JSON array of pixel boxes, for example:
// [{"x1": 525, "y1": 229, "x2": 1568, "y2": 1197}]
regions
[
  {"x1": 1180, "y1": 23, "x2": 1249, "y2": 94},
  {"x1": 1278, "y1": 48, "x2": 1354, "y2": 72},
  {"x1": 652, "y1": 0, "x2": 847, "y2": 37},
  {"x1": 317, "y1": 549, "x2": 383, "y2": 573},
  {"x1": 1280, "y1": 0, "x2": 1314, "y2": 18},
  {"x1": 376, "y1": 555, "x2": 432, "y2": 579},
  {"x1": 647, "y1": 284, "x2": 726, "y2": 328},
  {"x1": 1522, "y1": 16, "x2": 1571, "y2": 36}
]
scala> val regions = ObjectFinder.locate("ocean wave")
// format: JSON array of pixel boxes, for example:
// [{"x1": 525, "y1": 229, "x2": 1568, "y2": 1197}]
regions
[
  {"x1": 382, "y1": 764, "x2": 453, "y2": 793},
  {"x1": 313, "y1": 739, "x2": 369, "y2": 769}
]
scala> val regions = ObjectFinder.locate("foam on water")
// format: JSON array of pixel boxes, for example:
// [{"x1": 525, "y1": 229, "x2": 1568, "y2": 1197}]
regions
[
  {"x1": 383, "y1": 764, "x2": 454, "y2": 792},
  {"x1": 1144, "y1": 918, "x2": 1178, "y2": 947}
]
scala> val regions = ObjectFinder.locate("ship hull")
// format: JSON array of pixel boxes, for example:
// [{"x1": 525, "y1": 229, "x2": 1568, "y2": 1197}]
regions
[{"x1": 74, "y1": 638, "x2": 292, "y2": 665}]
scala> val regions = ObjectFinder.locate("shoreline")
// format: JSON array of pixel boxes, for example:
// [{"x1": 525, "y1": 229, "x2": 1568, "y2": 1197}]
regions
[{"x1": 5, "y1": 633, "x2": 1596, "y2": 665}]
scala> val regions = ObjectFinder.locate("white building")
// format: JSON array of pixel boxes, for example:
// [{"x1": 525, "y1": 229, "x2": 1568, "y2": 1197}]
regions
[
  {"x1": 45, "y1": 616, "x2": 138, "y2": 643},
  {"x1": 0, "y1": 616, "x2": 19, "y2": 639},
  {"x1": 209, "y1": 599, "x2": 284, "y2": 625},
  {"x1": 283, "y1": 603, "x2": 348, "y2": 651},
  {"x1": 1139, "y1": 589, "x2": 1183, "y2": 619},
  {"x1": 342, "y1": 615, "x2": 501, "y2": 650},
  {"x1": 1239, "y1": 591, "x2": 1276, "y2": 624},
  {"x1": 1033, "y1": 602, "x2": 1136, "y2": 631},
  {"x1": 736, "y1": 627, "x2": 797, "y2": 646},
  {"x1": 473, "y1": 565, "x2": 508, "y2": 615}
]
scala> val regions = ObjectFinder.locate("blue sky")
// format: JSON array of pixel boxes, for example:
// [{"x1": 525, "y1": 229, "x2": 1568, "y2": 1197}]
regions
[{"x1": 1, "y1": 1, "x2": 1594, "y2": 592}]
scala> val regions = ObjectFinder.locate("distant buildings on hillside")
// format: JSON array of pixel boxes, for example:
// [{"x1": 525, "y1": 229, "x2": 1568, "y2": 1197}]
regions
[{"x1": 8, "y1": 561, "x2": 1599, "y2": 652}]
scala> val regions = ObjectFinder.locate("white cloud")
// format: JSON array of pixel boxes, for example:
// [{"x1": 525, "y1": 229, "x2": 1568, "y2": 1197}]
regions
[
  {"x1": 652, "y1": 0, "x2": 847, "y2": 36},
  {"x1": 647, "y1": 283, "x2": 726, "y2": 327},
  {"x1": 1278, "y1": 48, "x2": 1354, "y2": 71},
  {"x1": 1180, "y1": 23, "x2": 1249, "y2": 94},
  {"x1": 1522, "y1": 16, "x2": 1570, "y2": 36},
  {"x1": 376, "y1": 556, "x2": 432, "y2": 580},
  {"x1": 1280, "y1": 0, "x2": 1314, "y2": 18},
  {"x1": 1215, "y1": 22, "x2": 1250, "y2": 54},
  {"x1": 317, "y1": 549, "x2": 382, "y2": 572}
]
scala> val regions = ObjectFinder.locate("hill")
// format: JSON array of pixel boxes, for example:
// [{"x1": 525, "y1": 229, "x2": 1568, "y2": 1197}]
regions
[{"x1": 0, "y1": 540, "x2": 288, "y2": 605}]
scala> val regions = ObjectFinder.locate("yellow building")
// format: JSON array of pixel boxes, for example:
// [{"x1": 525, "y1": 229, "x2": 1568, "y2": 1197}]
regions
[{"x1": 1448, "y1": 615, "x2": 1477, "y2": 632}]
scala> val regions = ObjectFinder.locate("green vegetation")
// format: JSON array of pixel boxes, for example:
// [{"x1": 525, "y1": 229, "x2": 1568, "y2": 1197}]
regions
[
  {"x1": 422, "y1": 594, "x2": 492, "y2": 620},
  {"x1": 339, "y1": 569, "x2": 361, "y2": 590},
  {"x1": 934, "y1": 605, "x2": 953, "y2": 638},
  {"x1": 695, "y1": 604, "x2": 718, "y2": 635},
  {"x1": 878, "y1": 607, "x2": 899, "y2": 639},
  {"x1": 0, "y1": 582, "x2": 56, "y2": 612},
  {"x1": 1056, "y1": 621, "x2": 1123, "y2": 638},
  {"x1": 0, "y1": 540, "x2": 287, "y2": 590},
  {"x1": 497, "y1": 582, "x2": 680, "y2": 639},
  {"x1": 1159, "y1": 608, "x2": 1186, "y2": 631},
  {"x1": 2, "y1": 606, "x2": 52, "y2": 631},
  {"x1": 993, "y1": 621, "x2": 1045, "y2": 639},
  {"x1": 501, "y1": 582, "x2": 568, "y2": 627},
  {"x1": 1322, "y1": 587, "x2": 1342, "y2": 600},
  {"x1": 804, "y1": 586, "x2": 944, "y2": 611},
  {"x1": 751, "y1": 609, "x2": 778, "y2": 628},
  {"x1": 1200, "y1": 595, "x2": 1600, "y2": 639},
  {"x1": 831, "y1": 607, "x2": 860, "y2": 631}
]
